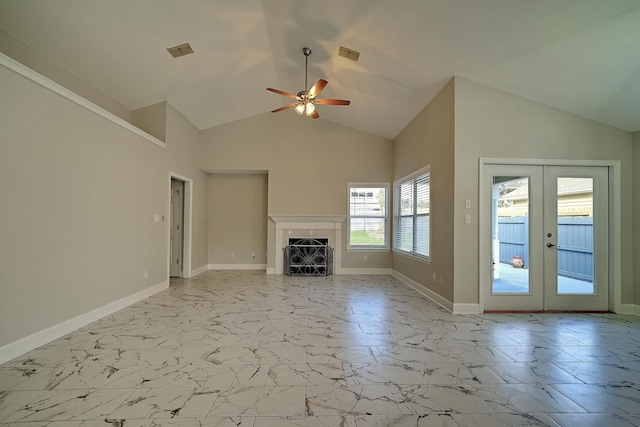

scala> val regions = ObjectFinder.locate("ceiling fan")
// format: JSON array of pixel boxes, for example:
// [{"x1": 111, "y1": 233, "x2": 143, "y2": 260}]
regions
[{"x1": 267, "y1": 47, "x2": 350, "y2": 119}]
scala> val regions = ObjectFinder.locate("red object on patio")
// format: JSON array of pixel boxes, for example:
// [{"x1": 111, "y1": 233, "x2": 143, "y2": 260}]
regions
[{"x1": 511, "y1": 256, "x2": 524, "y2": 268}]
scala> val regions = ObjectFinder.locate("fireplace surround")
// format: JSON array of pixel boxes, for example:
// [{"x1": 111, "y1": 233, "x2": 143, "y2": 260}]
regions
[{"x1": 270, "y1": 216, "x2": 345, "y2": 275}]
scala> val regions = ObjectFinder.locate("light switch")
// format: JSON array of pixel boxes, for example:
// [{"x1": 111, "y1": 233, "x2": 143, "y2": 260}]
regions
[
  {"x1": 465, "y1": 199, "x2": 471, "y2": 209},
  {"x1": 465, "y1": 214, "x2": 471, "y2": 224}
]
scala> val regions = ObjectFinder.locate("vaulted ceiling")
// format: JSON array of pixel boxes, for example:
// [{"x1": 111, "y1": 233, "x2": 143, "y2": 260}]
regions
[{"x1": 1, "y1": 0, "x2": 639, "y2": 139}]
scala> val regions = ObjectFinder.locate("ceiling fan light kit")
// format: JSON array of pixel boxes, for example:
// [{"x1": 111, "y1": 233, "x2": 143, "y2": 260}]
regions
[{"x1": 267, "y1": 47, "x2": 350, "y2": 119}]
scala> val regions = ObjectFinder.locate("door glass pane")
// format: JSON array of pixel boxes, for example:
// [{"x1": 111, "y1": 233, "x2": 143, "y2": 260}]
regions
[
  {"x1": 492, "y1": 176, "x2": 530, "y2": 293},
  {"x1": 556, "y1": 177, "x2": 595, "y2": 294}
]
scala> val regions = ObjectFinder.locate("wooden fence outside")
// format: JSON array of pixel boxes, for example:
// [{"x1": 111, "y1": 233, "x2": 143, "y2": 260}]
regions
[{"x1": 498, "y1": 216, "x2": 593, "y2": 282}]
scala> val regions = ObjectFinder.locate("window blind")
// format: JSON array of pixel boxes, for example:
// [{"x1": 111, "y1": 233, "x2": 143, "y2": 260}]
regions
[{"x1": 394, "y1": 168, "x2": 430, "y2": 259}]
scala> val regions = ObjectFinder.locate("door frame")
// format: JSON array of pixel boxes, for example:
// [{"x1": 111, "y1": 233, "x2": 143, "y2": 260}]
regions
[
  {"x1": 479, "y1": 158, "x2": 621, "y2": 313},
  {"x1": 170, "y1": 179, "x2": 185, "y2": 278},
  {"x1": 168, "y1": 172, "x2": 193, "y2": 279}
]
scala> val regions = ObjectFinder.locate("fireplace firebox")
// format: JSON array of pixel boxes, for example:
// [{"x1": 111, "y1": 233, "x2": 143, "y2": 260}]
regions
[{"x1": 284, "y1": 238, "x2": 333, "y2": 276}]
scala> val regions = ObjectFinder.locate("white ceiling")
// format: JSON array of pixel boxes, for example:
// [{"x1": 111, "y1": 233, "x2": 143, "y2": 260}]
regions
[{"x1": 1, "y1": 0, "x2": 639, "y2": 139}]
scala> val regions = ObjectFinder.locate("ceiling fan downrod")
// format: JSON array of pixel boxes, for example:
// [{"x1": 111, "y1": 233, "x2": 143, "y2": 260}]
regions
[{"x1": 303, "y1": 47, "x2": 311, "y2": 96}]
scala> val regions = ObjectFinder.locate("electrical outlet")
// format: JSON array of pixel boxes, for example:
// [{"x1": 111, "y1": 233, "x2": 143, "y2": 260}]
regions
[
  {"x1": 432, "y1": 273, "x2": 436, "y2": 282},
  {"x1": 364, "y1": 255, "x2": 368, "y2": 262},
  {"x1": 231, "y1": 252, "x2": 235, "y2": 258},
  {"x1": 144, "y1": 270, "x2": 149, "y2": 279},
  {"x1": 251, "y1": 253, "x2": 256, "y2": 259}
]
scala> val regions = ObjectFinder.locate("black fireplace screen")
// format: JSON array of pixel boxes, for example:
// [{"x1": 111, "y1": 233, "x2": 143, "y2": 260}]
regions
[{"x1": 283, "y1": 238, "x2": 333, "y2": 276}]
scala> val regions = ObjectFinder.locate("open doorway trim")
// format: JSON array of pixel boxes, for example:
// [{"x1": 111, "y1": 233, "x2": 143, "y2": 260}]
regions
[
  {"x1": 479, "y1": 158, "x2": 622, "y2": 314},
  {"x1": 168, "y1": 172, "x2": 193, "y2": 278}
]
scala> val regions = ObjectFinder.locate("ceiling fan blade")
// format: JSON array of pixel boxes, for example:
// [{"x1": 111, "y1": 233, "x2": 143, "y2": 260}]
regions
[
  {"x1": 310, "y1": 110, "x2": 320, "y2": 119},
  {"x1": 314, "y1": 98, "x2": 351, "y2": 106},
  {"x1": 309, "y1": 79, "x2": 328, "y2": 98},
  {"x1": 271, "y1": 103, "x2": 298, "y2": 113},
  {"x1": 266, "y1": 88, "x2": 299, "y2": 99}
]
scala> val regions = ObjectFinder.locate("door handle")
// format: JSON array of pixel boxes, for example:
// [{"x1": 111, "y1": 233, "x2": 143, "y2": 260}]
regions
[{"x1": 547, "y1": 242, "x2": 556, "y2": 248}]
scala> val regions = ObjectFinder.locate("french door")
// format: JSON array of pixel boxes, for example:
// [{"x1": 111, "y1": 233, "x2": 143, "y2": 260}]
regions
[{"x1": 483, "y1": 164, "x2": 609, "y2": 311}]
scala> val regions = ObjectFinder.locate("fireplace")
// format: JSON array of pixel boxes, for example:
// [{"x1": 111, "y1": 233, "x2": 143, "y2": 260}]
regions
[
  {"x1": 284, "y1": 238, "x2": 333, "y2": 276},
  {"x1": 269, "y1": 216, "x2": 345, "y2": 275}
]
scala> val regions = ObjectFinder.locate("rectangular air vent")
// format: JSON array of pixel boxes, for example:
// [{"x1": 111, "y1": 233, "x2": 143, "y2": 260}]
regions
[
  {"x1": 167, "y1": 43, "x2": 194, "y2": 58},
  {"x1": 338, "y1": 46, "x2": 360, "y2": 62}
]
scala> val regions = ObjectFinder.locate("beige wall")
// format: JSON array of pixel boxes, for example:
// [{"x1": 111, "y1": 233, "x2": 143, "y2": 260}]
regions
[
  {"x1": 634, "y1": 131, "x2": 640, "y2": 305},
  {"x1": 125, "y1": 101, "x2": 209, "y2": 272},
  {"x1": 0, "y1": 65, "x2": 207, "y2": 347},
  {"x1": 132, "y1": 102, "x2": 167, "y2": 142},
  {"x1": 208, "y1": 174, "x2": 268, "y2": 266},
  {"x1": 392, "y1": 79, "x2": 456, "y2": 301},
  {"x1": 164, "y1": 103, "x2": 209, "y2": 272},
  {"x1": 454, "y1": 77, "x2": 634, "y2": 305},
  {"x1": 201, "y1": 111, "x2": 394, "y2": 270},
  {"x1": 0, "y1": 29, "x2": 131, "y2": 122}
]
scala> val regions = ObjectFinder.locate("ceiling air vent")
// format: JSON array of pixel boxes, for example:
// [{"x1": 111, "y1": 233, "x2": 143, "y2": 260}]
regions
[
  {"x1": 167, "y1": 43, "x2": 194, "y2": 58},
  {"x1": 338, "y1": 46, "x2": 360, "y2": 62}
]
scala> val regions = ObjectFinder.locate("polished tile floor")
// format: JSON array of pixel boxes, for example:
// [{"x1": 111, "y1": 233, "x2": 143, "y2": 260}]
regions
[{"x1": 1, "y1": 271, "x2": 640, "y2": 426}]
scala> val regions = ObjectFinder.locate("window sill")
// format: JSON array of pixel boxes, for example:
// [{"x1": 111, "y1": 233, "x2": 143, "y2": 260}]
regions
[{"x1": 347, "y1": 247, "x2": 390, "y2": 252}]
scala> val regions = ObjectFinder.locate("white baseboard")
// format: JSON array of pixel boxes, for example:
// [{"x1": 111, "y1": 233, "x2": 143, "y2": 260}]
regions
[
  {"x1": 452, "y1": 303, "x2": 481, "y2": 315},
  {"x1": 266, "y1": 267, "x2": 276, "y2": 274},
  {"x1": 208, "y1": 264, "x2": 267, "y2": 271},
  {"x1": 392, "y1": 270, "x2": 454, "y2": 313},
  {"x1": 616, "y1": 304, "x2": 640, "y2": 315},
  {"x1": 187, "y1": 265, "x2": 208, "y2": 277},
  {"x1": 0, "y1": 280, "x2": 169, "y2": 365},
  {"x1": 338, "y1": 268, "x2": 393, "y2": 275}
]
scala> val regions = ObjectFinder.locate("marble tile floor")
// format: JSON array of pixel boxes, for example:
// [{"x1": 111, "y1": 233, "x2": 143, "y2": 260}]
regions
[{"x1": 1, "y1": 270, "x2": 640, "y2": 426}]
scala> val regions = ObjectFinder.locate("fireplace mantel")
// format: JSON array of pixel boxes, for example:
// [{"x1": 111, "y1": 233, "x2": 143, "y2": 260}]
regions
[
  {"x1": 270, "y1": 215, "x2": 346, "y2": 228},
  {"x1": 270, "y1": 215, "x2": 346, "y2": 274}
]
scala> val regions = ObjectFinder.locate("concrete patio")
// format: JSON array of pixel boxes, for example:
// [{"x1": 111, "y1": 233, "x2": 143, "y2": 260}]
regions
[{"x1": 492, "y1": 262, "x2": 594, "y2": 294}]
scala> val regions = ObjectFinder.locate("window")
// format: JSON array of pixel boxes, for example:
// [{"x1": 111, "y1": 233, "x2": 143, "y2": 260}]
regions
[
  {"x1": 393, "y1": 166, "x2": 430, "y2": 260},
  {"x1": 348, "y1": 183, "x2": 389, "y2": 250}
]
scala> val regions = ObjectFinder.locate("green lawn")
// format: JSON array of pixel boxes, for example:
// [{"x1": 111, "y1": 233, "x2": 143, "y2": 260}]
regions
[{"x1": 350, "y1": 230, "x2": 384, "y2": 245}]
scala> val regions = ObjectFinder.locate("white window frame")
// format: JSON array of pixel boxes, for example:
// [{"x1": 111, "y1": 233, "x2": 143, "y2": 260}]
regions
[
  {"x1": 347, "y1": 183, "x2": 390, "y2": 251},
  {"x1": 393, "y1": 165, "x2": 431, "y2": 263}
]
